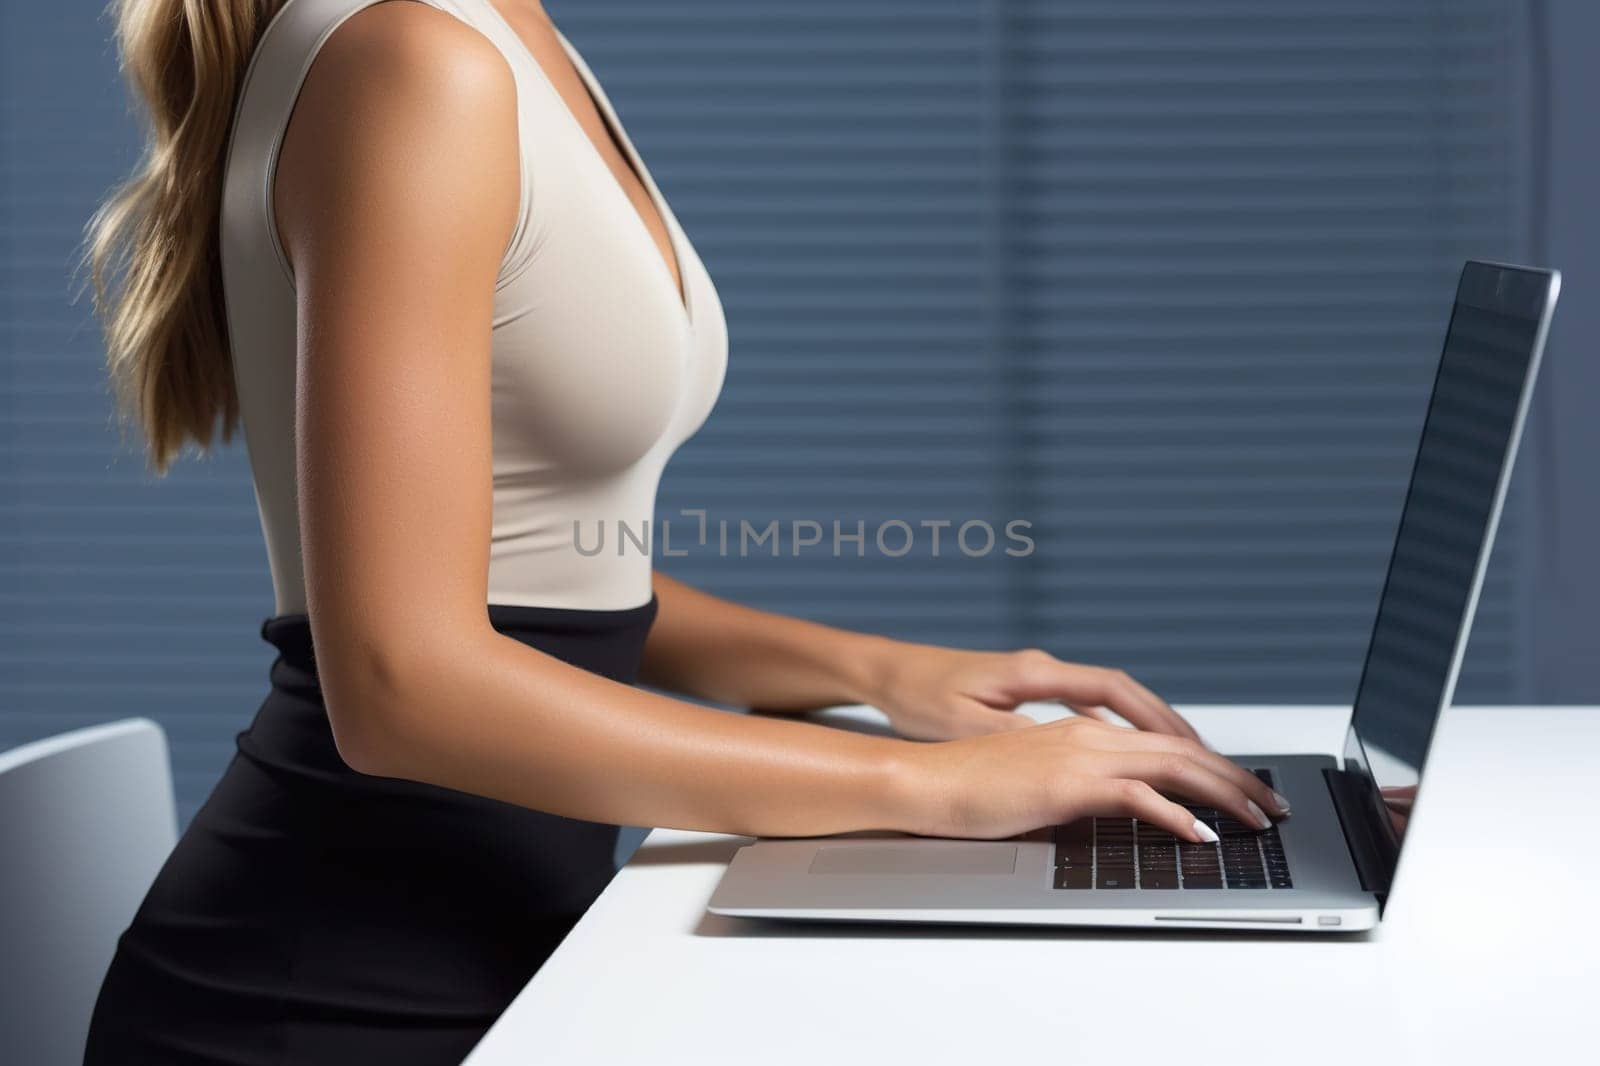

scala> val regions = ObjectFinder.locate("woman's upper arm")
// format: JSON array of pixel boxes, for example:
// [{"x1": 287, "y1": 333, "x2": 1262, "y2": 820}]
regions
[{"x1": 271, "y1": 3, "x2": 520, "y2": 751}]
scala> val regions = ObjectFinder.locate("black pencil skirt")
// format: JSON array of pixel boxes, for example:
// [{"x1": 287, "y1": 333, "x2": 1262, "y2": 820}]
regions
[{"x1": 84, "y1": 598, "x2": 657, "y2": 1066}]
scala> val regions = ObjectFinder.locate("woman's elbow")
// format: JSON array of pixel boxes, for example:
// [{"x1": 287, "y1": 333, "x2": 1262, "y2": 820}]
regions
[
  {"x1": 316, "y1": 636, "x2": 436, "y2": 779},
  {"x1": 325, "y1": 703, "x2": 397, "y2": 778}
]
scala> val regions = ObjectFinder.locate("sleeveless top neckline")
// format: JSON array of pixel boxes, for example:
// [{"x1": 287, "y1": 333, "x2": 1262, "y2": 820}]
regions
[{"x1": 219, "y1": 0, "x2": 729, "y2": 615}]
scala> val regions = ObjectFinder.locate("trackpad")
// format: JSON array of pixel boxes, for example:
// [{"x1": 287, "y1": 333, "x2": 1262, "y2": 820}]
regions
[{"x1": 808, "y1": 844, "x2": 1018, "y2": 876}]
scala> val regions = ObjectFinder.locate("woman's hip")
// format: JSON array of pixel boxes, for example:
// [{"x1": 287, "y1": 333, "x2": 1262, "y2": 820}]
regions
[{"x1": 85, "y1": 597, "x2": 658, "y2": 1064}]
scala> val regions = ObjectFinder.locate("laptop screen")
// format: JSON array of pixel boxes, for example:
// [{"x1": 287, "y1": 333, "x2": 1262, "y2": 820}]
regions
[{"x1": 1345, "y1": 262, "x2": 1556, "y2": 853}]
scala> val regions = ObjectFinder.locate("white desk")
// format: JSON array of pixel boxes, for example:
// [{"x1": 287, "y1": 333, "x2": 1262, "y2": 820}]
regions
[{"x1": 466, "y1": 705, "x2": 1600, "y2": 1066}]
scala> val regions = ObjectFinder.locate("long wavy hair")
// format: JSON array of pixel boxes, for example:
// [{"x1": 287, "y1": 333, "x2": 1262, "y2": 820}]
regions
[{"x1": 82, "y1": 0, "x2": 285, "y2": 474}]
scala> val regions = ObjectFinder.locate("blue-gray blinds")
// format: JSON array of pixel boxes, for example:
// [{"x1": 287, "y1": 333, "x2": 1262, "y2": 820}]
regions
[
  {"x1": 0, "y1": 0, "x2": 1535, "y2": 823},
  {"x1": 562, "y1": 0, "x2": 1534, "y2": 699}
]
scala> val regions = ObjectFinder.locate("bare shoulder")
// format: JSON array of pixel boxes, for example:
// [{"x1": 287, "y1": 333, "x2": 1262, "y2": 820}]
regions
[
  {"x1": 274, "y1": 0, "x2": 519, "y2": 271},
  {"x1": 314, "y1": 0, "x2": 515, "y2": 103}
]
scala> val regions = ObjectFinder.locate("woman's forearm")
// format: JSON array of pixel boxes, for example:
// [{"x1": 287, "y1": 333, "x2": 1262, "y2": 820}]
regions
[
  {"x1": 641, "y1": 572, "x2": 901, "y2": 711},
  {"x1": 321, "y1": 616, "x2": 922, "y2": 838}
]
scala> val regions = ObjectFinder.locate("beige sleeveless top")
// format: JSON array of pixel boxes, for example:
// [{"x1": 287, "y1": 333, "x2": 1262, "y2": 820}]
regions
[{"x1": 220, "y1": 0, "x2": 728, "y2": 614}]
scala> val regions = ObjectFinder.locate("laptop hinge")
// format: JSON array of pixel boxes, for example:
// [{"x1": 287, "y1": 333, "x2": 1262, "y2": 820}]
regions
[{"x1": 1322, "y1": 768, "x2": 1397, "y2": 905}]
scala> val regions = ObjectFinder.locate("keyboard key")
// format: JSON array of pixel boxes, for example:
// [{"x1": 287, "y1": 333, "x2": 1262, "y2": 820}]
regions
[
  {"x1": 1096, "y1": 868, "x2": 1136, "y2": 889},
  {"x1": 1056, "y1": 843, "x2": 1092, "y2": 866},
  {"x1": 1057, "y1": 819, "x2": 1093, "y2": 845},
  {"x1": 1055, "y1": 866, "x2": 1092, "y2": 890}
]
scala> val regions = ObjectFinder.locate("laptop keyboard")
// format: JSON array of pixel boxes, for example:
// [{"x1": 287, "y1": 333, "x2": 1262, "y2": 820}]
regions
[{"x1": 1052, "y1": 768, "x2": 1292, "y2": 890}]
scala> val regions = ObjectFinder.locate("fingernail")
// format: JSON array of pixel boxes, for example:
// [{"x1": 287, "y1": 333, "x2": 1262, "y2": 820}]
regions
[
  {"x1": 1271, "y1": 791, "x2": 1291, "y2": 815},
  {"x1": 1193, "y1": 820, "x2": 1219, "y2": 844},
  {"x1": 1246, "y1": 800, "x2": 1272, "y2": 830}
]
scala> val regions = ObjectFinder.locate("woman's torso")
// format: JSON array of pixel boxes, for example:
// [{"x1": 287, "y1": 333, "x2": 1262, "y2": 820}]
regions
[{"x1": 220, "y1": 0, "x2": 728, "y2": 615}]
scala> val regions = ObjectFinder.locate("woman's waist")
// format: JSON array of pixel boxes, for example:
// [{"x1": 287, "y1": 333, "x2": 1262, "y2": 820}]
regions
[
  {"x1": 236, "y1": 597, "x2": 657, "y2": 812},
  {"x1": 259, "y1": 595, "x2": 658, "y2": 696}
]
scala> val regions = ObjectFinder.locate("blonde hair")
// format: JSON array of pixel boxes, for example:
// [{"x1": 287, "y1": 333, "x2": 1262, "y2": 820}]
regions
[{"x1": 83, "y1": 0, "x2": 285, "y2": 473}]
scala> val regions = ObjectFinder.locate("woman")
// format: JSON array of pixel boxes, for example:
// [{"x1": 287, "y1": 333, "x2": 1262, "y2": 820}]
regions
[{"x1": 82, "y1": 1, "x2": 1288, "y2": 1062}]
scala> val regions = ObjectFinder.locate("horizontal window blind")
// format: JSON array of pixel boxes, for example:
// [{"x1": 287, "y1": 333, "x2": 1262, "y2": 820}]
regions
[
  {"x1": 1001, "y1": 1, "x2": 1531, "y2": 701},
  {"x1": 562, "y1": 0, "x2": 1533, "y2": 703},
  {"x1": 0, "y1": 0, "x2": 1534, "y2": 824}
]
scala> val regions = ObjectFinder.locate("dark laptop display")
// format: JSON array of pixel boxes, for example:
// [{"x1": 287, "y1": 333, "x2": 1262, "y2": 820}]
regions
[{"x1": 1340, "y1": 263, "x2": 1556, "y2": 878}]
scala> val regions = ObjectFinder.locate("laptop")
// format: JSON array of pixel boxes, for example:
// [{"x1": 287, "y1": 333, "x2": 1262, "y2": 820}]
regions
[{"x1": 709, "y1": 260, "x2": 1561, "y2": 932}]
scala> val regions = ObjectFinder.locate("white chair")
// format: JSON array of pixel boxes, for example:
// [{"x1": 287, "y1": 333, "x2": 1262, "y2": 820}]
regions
[{"x1": 0, "y1": 719, "x2": 177, "y2": 1066}]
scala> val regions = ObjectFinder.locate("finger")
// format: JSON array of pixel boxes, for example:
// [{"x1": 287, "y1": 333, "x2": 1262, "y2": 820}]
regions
[
  {"x1": 1084, "y1": 778, "x2": 1218, "y2": 844},
  {"x1": 1122, "y1": 673, "x2": 1209, "y2": 746},
  {"x1": 1383, "y1": 790, "x2": 1415, "y2": 814},
  {"x1": 1106, "y1": 671, "x2": 1204, "y2": 744},
  {"x1": 1066, "y1": 666, "x2": 1198, "y2": 743},
  {"x1": 1382, "y1": 784, "x2": 1418, "y2": 805},
  {"x1": 1087, "y1": 729, "x2": 1289, "y2": 818},
  {"x1": 949, "y1": 703, "x2": 1034, "y2": 737},
  {"x1": 1101, "y1": 751, "x2": 1274, "y2": 831},
  {"x1": 1063, "y1": 702, "x2": 1112, "y2": 723},
  {"x1": 1072, "y1": 698, "x2": 1215, "y2": 754},
  {"x1": 1010, "y1": 657, "x2": 1191, "y2": 741}
]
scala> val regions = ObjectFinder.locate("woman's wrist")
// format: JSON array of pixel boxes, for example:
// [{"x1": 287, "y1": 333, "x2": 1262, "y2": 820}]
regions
[
  {"x1": 828, "y1": 629, "x2": 912, "y2": 710},
  {"x1": 875, "y1": 740, "x2": 947, "y2": 836},
  {"x1": 797, "y1": 633, "x2": 952, "y2": 833}
]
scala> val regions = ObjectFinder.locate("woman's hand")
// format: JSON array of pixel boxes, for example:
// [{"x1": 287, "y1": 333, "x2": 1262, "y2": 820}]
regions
[
  {"x1": 869, "y1": 643, "x2": 1207, "y2": 745},
  {"x1": 896, "y1": 715, "x2": 1291, "y2": 841},
  {"x1": 1381, "y1": 784, "x2": 1417, "y2": 836}
]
